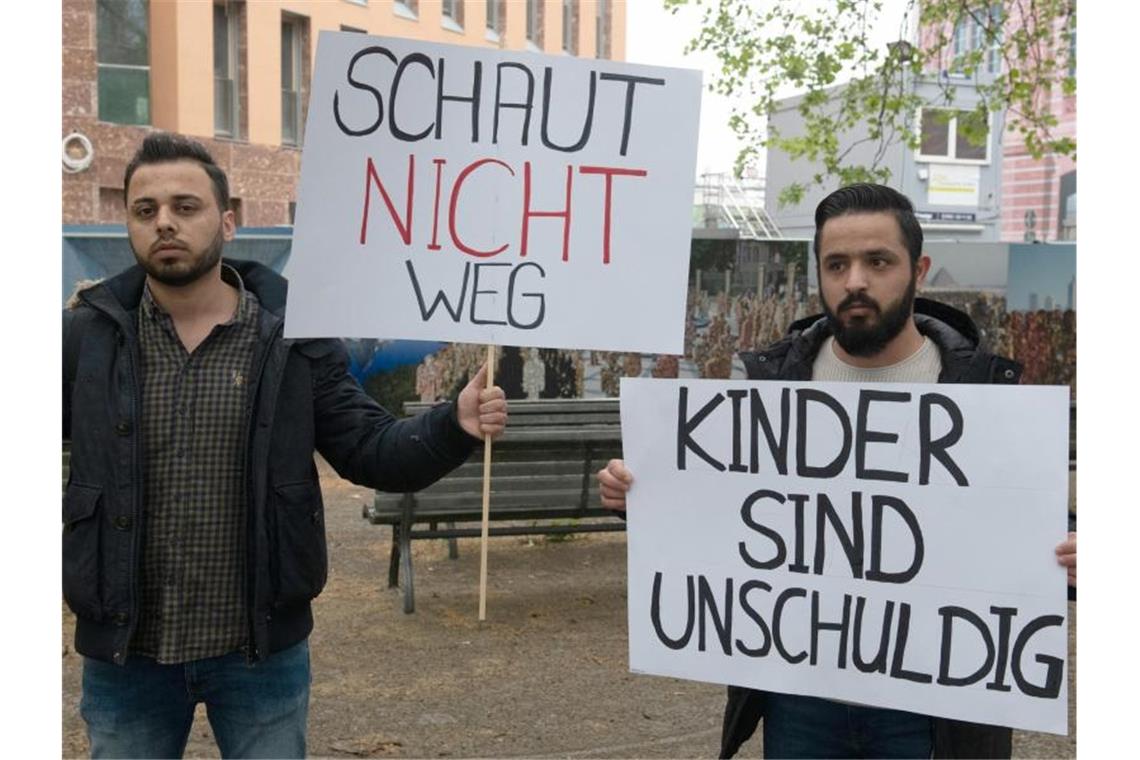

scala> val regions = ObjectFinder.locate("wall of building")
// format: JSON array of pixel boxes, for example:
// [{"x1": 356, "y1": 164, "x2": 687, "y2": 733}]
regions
[
  {"x1": 999, "y1": 13, "x2": 1075, "y2": 243},
  {"x1": 764, "y1": 77, "x2": 1003, "y2": 242},
  {"x1": 62, "y1": 0, "x2": 626, "y2": 227}
]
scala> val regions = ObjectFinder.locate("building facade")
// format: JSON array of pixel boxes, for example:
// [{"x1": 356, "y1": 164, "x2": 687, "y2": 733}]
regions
[
  {"x1": 765, "y1": 76, "x2": 1005, "y2": 242},
  {"x1": 62, "y1": 0, "x2": 627, "y2": 227},
  {"x1": 920, "y1": 2, "x2": 1075, "y2": 242},
  {"x1": 763, "y1": 2, "x2": 1074, "y2": 244}
]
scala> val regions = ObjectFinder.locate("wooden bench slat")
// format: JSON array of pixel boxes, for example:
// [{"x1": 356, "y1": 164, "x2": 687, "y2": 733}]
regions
[
  {"x1": 413, "y1": 488, "x2": 599, "y2": 509},
  {"x1": 368, "y1": 504, "x2": 616, "y2": 525},
  {"x1": 412, "y1": 460, "x2": 588, "y2": 474},
  {"x1": 393, "y1": 478, "x2": 588, "y2": 496},
  {"x1": 404, "y1": 398, "x2": 620, "y2": 416}
]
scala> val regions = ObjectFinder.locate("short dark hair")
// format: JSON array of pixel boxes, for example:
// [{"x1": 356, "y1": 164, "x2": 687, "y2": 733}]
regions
[
  {"x1": 123, "y1": 132, "x2": 230, "y2": 212},
  {"x1": 812, "y1": 183, "x2": 923, "y2": 263}
]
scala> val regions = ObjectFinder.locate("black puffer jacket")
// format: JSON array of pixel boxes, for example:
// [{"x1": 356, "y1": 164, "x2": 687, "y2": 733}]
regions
[
  {"x1": 63, "y1": 260, "x2": 476, "y2": 665},
  {"x1": 721, "y1": 298, "x2": 1021, "y2": 759}
]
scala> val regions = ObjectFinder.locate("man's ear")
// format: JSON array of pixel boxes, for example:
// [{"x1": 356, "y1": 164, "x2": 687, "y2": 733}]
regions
[
  {"x1": 221, "y1": 209, "x2": 237, "y2": 242},
  {"x1": 914, "y1": 254, "x2": 932, "y2": 289}
]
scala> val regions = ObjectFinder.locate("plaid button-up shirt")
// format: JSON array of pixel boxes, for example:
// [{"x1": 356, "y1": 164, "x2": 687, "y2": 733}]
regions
[{"x1": 132, "y1": 265, "x2": 261, "y2": 664}]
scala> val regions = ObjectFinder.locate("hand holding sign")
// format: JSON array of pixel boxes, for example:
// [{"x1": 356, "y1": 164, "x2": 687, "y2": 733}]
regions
[
  {"x1": 287, "y1": 32, "x2": 701, "y2": 619},
  {"x1": 1054, "y1": 532, "x2": 1076, "y2": 586},
  {"x1": 456, "y1": 362, "x2": 507, "y2": 441},
  {"x1": 598, "y1": 458, "x2": 633, "y2": 510}
]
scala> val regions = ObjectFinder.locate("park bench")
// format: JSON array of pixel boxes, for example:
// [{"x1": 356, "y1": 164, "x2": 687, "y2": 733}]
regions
[{"x1": 362, "y1": 397, "x2": 625, "y2": 613}]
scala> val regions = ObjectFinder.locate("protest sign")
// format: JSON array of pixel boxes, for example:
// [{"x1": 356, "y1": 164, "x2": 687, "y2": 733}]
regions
[
  {"x1": 621, "y1": 378, "x2": 1070, "y2": 734},
  {"x1": 283, "y1": 31, "x2": 701, "y2": 354}
]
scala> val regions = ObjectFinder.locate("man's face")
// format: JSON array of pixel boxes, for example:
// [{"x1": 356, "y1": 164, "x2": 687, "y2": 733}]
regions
[
  {"x1": 126, "y1": 160, "x2": 235, "y2": 287},
  {"x1": 817, "y1": 211, "x2": 930, "y2": 357}
]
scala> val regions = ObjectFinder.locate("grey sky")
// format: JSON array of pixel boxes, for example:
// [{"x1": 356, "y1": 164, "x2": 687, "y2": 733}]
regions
[{"x1": 625, "y1": 0, "x2": 914, "y2": 177}]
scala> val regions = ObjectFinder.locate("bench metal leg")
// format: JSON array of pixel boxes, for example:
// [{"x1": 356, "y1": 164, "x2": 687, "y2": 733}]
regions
[
  {"x1": 400, "y1": 528, "x2": 415, "y2": 614},
  {"x1": 387, "y1": 526, "x2": 401, "y2": 589},
  {"x1": 432, "y1": 519, "x2": 459, "y2": 559},
  {"x1": 399, "y1": 493, "x2": 415, "y2": 614}
]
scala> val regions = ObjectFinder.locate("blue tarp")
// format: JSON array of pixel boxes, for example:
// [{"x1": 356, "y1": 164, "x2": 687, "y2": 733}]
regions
[
  {"x1": 61, "y1": 225, "x2": 442, "y2": 381},
  {"x1": 62, "y1": 225, "x2": 294, "y2": 305}
]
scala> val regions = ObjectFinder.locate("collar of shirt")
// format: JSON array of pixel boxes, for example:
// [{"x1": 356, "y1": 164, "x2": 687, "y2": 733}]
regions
[{"x1": 141, "y1": 264, "x2": 254, "y2": 329}]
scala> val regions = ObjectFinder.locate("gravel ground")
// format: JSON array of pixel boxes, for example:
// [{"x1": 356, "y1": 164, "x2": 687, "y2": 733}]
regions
[{"x1": 62, "y1": 458, "x2": 1076, "y2": 758}]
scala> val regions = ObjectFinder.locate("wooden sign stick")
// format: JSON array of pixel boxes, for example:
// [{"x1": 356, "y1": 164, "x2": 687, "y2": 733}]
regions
[{"x1": 478, "y1": 344, "x2": 496, "y2": 621}]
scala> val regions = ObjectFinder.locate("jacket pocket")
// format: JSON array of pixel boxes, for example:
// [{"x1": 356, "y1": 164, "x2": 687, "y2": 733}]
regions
[
  {"x1": 270, "y1": 480, "x2": 328, "y2": 608},
  {"x1": 62, "y1": 483, "x2": 104, "y2": 621}
]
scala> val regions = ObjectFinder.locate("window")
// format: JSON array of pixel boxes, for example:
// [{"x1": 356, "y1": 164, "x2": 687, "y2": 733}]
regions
[
  {"x1": 918, "y1": 108, "x2": 989, "y2": 162},
  {"x1": 595, "y1": 0, "x2": 609, "y2": 59},
  {"x1": 441, "y1": 0, "x2": 463, "y2": 31},
  {"x1": 562, "y1": 0, "x2": 576, "y2": 53},
  {"x1": 1058, "y1": 171, "x2": 1076, "y2": 241},
  {"x1": 394, "y1": 0, "x2": 418, "y2": 20},
  {"x1": 214, "y1": 2, "x2": 241, "y2": 137},
  {"x1": 281, "y1": 16, "x2": 305, "y2": 146},
  {"x1": 486, "y1": 0, "x2": 502, "y2": 37},
  {"x1": 96, "y1": 0, "x2": 150, "y2": 125},
  {"x1": 526, "y1": 0, "x2": 542, "y2": 48},
  {"x1": 950, "y1": 5, "x2": 1001, "y2": 74},
  {"x1": 1068, "y1": 16, "x2": 1076, "y2": 78},
  {"x1": 984, "y1": 3, "x2": 1002, "y2": 74},
  {"x1": 952, "y1": 17, "x2": 974, "y2": 58}
]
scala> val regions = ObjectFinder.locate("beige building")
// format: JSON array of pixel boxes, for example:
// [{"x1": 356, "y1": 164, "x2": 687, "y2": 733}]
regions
[{"x1": 62, "y1": 0, "x2": 627, "y2": 227}]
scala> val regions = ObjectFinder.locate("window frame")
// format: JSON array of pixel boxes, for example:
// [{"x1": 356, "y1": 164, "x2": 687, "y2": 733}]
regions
[
  {"x1": 952, "y1": 17, "x2": 973, "y2": 58},
  {"x1": 595, "y1": 0, "x2": 609, "y2": 59},
  {"x1": 983, "y1": 3, "x2": 1003, "y2": 75},
  {"x1": 441, "y1": 0, "x2": 463, "y2": 33},
  {"x1": 280, "y1": 15, "x2": 305, "y2": 147},
  {"x1": 915, "y1": 107, "x2": 992, "y2": 165},
  {"x1": 526, "y1": 0, "x2": 541, "y2": 49},
  {"x1": 561, "y1": 0, "x2": 576, "y2": 54},
  {"x1": 96, "y1": 0, "x2": 151, "y2": 126},
  {"x1": 486, "y1": 0, "x2": 501, "y2": 40},
  {"x1": 393, "y1": 0, "x2": 418, "y2": 21},
  {"x1": 213, "y1": 1, "x2": 241, "y2": 138}
]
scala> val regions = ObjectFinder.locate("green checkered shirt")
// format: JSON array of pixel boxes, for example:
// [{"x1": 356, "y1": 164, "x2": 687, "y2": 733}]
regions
[{"x1": 132, "y1": 265, "x2": 260, "y2": 663}]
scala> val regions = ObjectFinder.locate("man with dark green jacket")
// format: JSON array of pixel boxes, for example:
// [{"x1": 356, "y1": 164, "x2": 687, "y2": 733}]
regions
[{"x1": 63, "y1": 132, "x2": 508, "y2": 758}]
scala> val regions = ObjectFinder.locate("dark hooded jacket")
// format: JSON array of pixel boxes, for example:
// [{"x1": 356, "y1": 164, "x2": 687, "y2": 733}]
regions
[
  {"x1": 721, "y1": 297, "x2": 1021, "y2": 759},
  {"x1": 63, "y1": 260, "x2": 476, "y2": 666}
]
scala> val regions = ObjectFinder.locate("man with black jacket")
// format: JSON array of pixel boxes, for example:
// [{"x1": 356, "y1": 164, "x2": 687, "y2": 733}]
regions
[
  {"x1": 63, "y1": 132, "x2": 508, "y2": 758},
  {"x1": 598, "y1": 184, "x2": 1076, "y2": 758}
]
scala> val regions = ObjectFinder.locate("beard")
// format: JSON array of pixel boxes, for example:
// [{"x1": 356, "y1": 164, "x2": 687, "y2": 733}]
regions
[
  {"x1": 822, "y1": 272, "x2": 917, "y2": 357},
  {"x1": 132, "y1": 227, "x2": 224, "y2": 287}
]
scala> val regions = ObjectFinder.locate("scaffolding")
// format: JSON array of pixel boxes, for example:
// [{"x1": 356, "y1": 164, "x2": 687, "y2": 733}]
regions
[{"x1": 693, "y1": 172, "x2": 783, "y2": 239}]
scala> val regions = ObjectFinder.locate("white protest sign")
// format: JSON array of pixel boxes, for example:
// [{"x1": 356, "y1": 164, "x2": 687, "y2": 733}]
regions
[
  {"x1": 283, "y1": 32, "x2": 701, "y2": 353},
  {"x1": 621, "y1": 378, "x2": 1070, "y2": 735}
]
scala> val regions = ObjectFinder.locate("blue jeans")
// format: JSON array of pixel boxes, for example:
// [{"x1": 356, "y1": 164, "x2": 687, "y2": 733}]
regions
[
  {"x1": 80, "y1": 639, "x2": 310, "y2": 759},
  {"x1": 763, "y1": 693, "x2": 933, "y2": 759}
]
